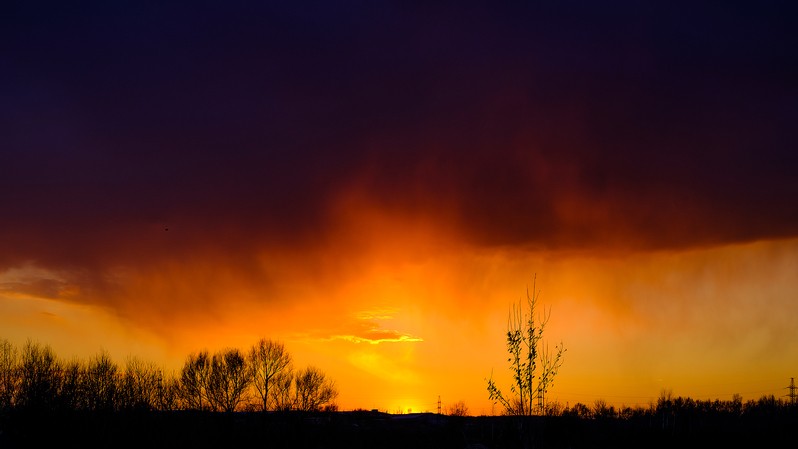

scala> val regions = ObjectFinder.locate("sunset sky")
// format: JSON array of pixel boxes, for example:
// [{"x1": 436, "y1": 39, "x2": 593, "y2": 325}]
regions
[{"x1": 2, "y1": 2, "x2": 797, "y2": 414}]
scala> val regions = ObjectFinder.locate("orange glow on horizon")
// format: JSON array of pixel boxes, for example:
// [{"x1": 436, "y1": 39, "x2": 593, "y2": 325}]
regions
[{"x1": 2, "y1": 226, "x2": 797, "y2": 414}]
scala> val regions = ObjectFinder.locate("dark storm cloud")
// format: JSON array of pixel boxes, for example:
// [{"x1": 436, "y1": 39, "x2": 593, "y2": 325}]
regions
[{"x1": 3, "y1": 1, "x2": 797, "y2": 273}]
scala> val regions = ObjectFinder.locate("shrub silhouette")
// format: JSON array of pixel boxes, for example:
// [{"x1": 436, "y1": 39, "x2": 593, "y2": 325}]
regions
[{"x1": 446, "y1": 400, "x2": 469, "y2": 416}]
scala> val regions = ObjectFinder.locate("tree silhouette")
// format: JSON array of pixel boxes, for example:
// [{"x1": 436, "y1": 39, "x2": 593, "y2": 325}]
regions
[
  {"x1": 1, "y1": 337, "x2": 340, "y2": 415},
  {"x1": 120, "y1": 357, "x2": 163, "y2": 411},
  {"x1": 446, "y1": 400, "x2": 469, "y2": 417},
  {"x1": 271, "y1": 369, "x2": 295, "y2": 411},
  {"x1": 179, "y1": 351, "x2": 210, "y2": 410},
  {"x1": 17, "y1": 340, "x2": 61, "y2": 410},
  {"x1": 249, "y1": 339, "x2": 291, "y2": 411},
  {"x1": 593, "y1": 399, "x2": 614, "y2": 418},
  {"x1": 206, "y1": 348, "x2": 251, "y2": 412},
  {"x1": 293, "y1": 366, "x2": 337, "y2": 412},
  {"x1": 154, "y1": 373, "x2": 180, "y2": 411},
  {"x1": 0, "y1": 338, "x2": 18, "y2": 411},
  {"x1": 487, "y1": 277, "x2": 565, "y2": 415},
  {"x1": 566, "y1": 402, "x2": 592, "y2": 419},
  {"x1": 58, "y1": 358, "x2": 84, "y2": 410},
  {"x1": 84, "y1": 351, "x2": 118, "y2": 411}
]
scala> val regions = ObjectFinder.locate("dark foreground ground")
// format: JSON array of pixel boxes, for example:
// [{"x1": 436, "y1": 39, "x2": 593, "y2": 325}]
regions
[{"x1": 1, "y1": 409, "x2": 796, "y2": 449}]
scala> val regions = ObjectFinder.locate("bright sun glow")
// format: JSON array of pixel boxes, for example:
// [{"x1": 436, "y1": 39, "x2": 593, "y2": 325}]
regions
[{"x1": 3, "y1": 237, "x2": 797, "y2": 413}]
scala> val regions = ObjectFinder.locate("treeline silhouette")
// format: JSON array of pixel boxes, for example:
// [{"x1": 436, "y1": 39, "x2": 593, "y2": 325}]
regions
[
  {"x1": 2, "y1": 337, "x2": 796, "y2": 448},
  {"x1": 0, "y1": 337, "x2": 337, "y2": 414},
  {"x1": 543, "y1": 390, "x2": 793, "y2": 422},
  {"x1": 483, "y1": 391, "x2": 797, "y2": 448}
]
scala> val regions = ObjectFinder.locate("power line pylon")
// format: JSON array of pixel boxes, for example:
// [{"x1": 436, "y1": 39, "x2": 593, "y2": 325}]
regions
[
  {"x1": 787, "y1": 378, "x2": 796, "y2": 406},
  {"x1": 437, "y1": 395, "x2": 441, "y2": 414},
  {"x1": 537, "y1": 384, "x2": 545, "y2": 415}
]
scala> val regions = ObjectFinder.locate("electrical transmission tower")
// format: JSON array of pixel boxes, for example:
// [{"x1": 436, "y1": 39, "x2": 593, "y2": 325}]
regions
[
  {"x1": 787, "y1": 378, "x2": 796, "y2": 406},
  {"x1": 437, "y1": 395, "x2": 441, "y2": 414},
  {"x1": 537, "y1": 385, "x2": 545, "y2": 415}
]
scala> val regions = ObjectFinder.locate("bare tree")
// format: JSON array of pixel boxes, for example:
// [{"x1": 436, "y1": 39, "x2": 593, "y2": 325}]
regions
[
  {"x1": 84, "y1": 351, "x2": 119, "y2": 411},
  {"x1": 446, "y1": 400, "x2": 469, "y2": 417},
  {"x1": 271, "y1": 369, "x2": 295, "y2": 411},
  {"x1": 0, "y1": 339, "x2": 18, "y2": 411},
  {"x1": 593, "y1": 399, "x2": 613, "y2": 418},
  {"x1": 179, "y1": 351, "x2": 210, "y2": 410},
  {"x1": 249, "y1": 339, "x2": 291, "y2": 411},
  {"x1": 206, "y1": 348, "x2": 251, "y2": 412},
  {"x1": 155, "y1": 372, "x2": 180, "y2": 411},
  {"x1": 120, "y1": 357, "x2": 163, "y2": 411},
  {"x1": 1, "y1": 338, "x2": 341, "y2": 414},
  {"x1": 487, "y1": 276, "x2": 565, "y2": 415},
  {"x1": 58, "y1": 358, "x2": 85, "y2": 410},
  {"x1": 293, "y1": 366, "x2": 337, "y2": 412},
  {"x1": 17, "y1": 340, "x2": 61, "y2": 410}
]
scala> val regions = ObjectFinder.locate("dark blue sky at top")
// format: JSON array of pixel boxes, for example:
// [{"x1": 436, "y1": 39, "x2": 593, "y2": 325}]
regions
[{"x1": 2, "y1": 1, "x2": 797, "y2": 270}]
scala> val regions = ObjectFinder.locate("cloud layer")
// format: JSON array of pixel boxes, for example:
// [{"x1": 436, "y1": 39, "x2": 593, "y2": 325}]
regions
[{"x1": 2, "y1": 2, "x2": 797, "y2": 371}]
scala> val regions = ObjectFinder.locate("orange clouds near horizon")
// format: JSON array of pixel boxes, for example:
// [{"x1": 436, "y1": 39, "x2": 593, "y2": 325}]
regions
[{"x1": 3, "y1": 230, "x2": 796, "y2": 414}]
